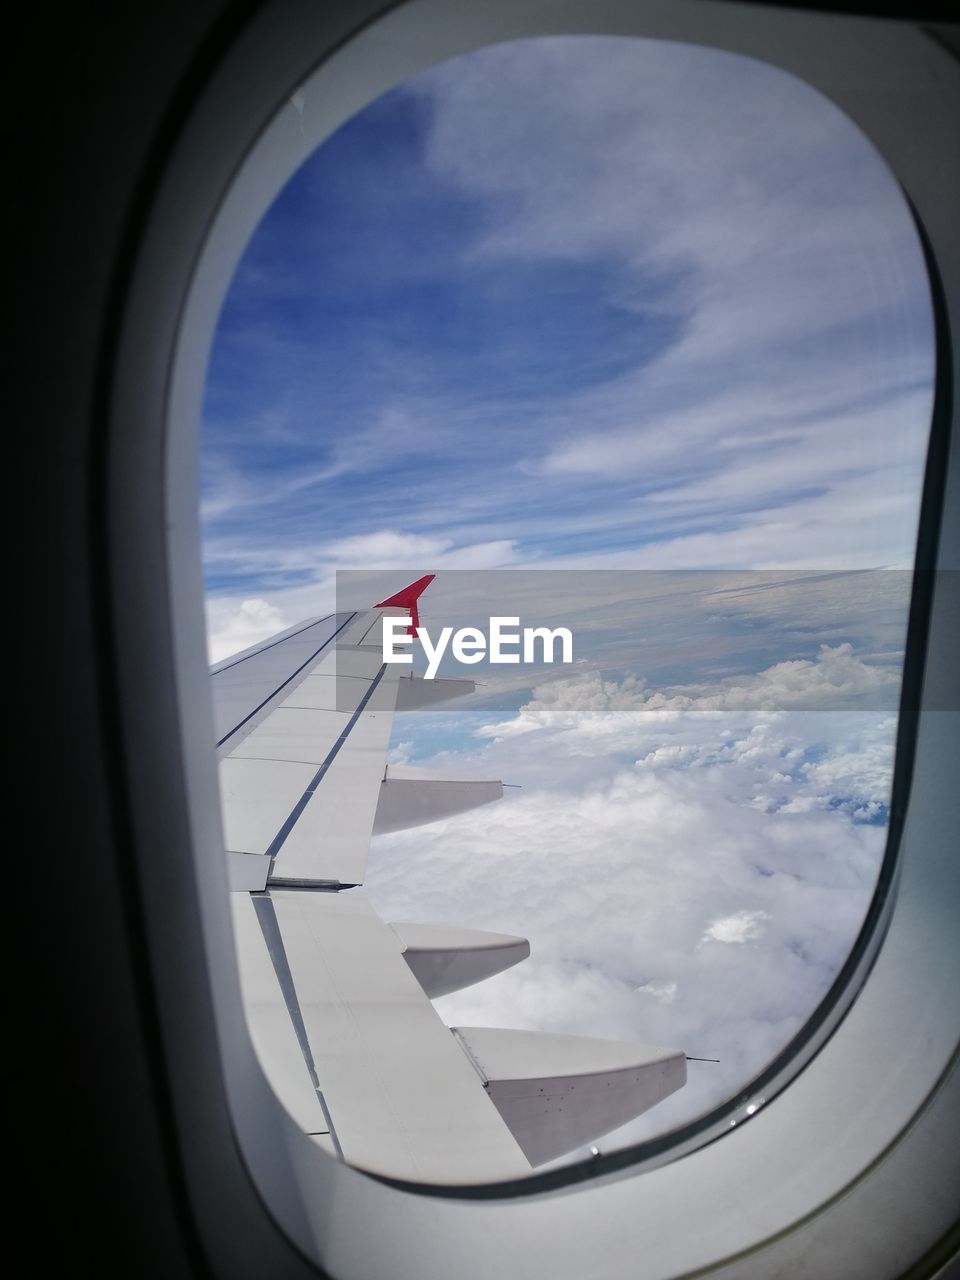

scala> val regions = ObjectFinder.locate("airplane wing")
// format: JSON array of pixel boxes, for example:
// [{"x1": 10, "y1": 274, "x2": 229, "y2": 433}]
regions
[{"x1": 216, "y1": 576, "x2": 686, "y2": 1183}]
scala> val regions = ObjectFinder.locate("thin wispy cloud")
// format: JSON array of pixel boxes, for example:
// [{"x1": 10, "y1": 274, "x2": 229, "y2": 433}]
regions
[{"x1": 203, "y1": 35, "x2": 931, "y2": 623}]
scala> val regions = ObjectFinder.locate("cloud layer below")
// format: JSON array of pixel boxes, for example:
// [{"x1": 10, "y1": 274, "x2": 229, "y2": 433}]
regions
[{"x1": 365, "y1": 649, "x2": 895, "y2": 1163}]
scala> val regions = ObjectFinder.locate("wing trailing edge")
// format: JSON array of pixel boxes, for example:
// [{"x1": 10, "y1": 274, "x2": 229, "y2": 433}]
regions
[
  {"x1": 395, "y1": 672, "x2": 476, "y2": 709},
  {"x1": 389, "y1": 921, "x2": 530, "y2": 998},
  {"x1": 374, "y1": 764, "x2": 504, "y2": 834},
  {"x1": 452, "y1": 1027, "x2": 687, "y2": 1167}
]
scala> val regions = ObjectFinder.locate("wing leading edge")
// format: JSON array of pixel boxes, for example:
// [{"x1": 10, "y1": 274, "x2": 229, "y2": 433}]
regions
[{"x1": 216, "y1": 576, "x2": 686, "y2": 1183}]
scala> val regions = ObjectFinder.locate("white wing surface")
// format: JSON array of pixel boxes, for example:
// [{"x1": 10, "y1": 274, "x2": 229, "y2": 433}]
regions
[{"x1": 215, "y1": 576, "x2": 686, "y2": 1183}]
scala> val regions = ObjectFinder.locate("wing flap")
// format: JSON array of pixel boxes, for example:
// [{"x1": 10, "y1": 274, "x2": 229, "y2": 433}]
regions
[
  {"x1": 395, "y1": 673, "x2": 476, "y2": 709},
  {"x1": 231, "y1": 892, "x2": 334, "y2": 1138},
  {"x1": 374, "y1": 765, "x2": 504, "y2": 834},
  {"x1": 266, "y1": 889, "x2": 530, "y2": 1182},
  {"x1": 390, "y1": 922, "x2": 530, "y2": 998},
  {"x1": 452, "y1": 1027, "x2": 687, "y2": 1166}
]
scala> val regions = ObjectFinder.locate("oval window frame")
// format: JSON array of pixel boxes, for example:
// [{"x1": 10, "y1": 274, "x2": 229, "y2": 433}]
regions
[{"x1": 103, "y1": 0, "x2": 959, "y2": 1275}]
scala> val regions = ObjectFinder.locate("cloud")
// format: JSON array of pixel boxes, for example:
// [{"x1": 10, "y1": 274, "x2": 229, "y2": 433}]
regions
[
  {"x1": 203, "y1": 533, "x2": 522, "y2": 659},
  {"x1": 418, "y1": 38, "x2": 927, "y2": 342},
  {"x1": 206, "y1": 597, "x2": 289, "y2": 663},
  {"x1": 416, "y1": 37, "x2": 931, "y2": 444},
  {"x1": 702, "y1": 909, "x2": 770, "y2": 946},
  {"x1": 201, "y1": 35, "x2": 932, "y2": 599},
  {"x1": 364, "y1": 649, "x2": 896, "y2": 1163},
  {"x1": 477, "y1": 645, "x2": 900, "y2": 743}
]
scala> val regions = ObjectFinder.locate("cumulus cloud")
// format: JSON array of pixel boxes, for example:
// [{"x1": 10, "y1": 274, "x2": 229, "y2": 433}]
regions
[
  {"x1": 701, "y1": 909, "x2": 770, "y2": 946},
  {"x1": 477, "y1": 644, "x2": 900, "y2": 745},
  {"x1": 206, "y1": 597, "x2": 289, "y2": 663}
]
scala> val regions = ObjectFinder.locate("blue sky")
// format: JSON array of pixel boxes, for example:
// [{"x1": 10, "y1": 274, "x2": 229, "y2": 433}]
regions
[
  {"x1": 202, "y1": 36, "x2": 933, "y2": 631},
  {"x1": 202, "y1": 73, "x2": 686, "y2": 595},
  {"x1": 202, "y1": 36, "x2": 934, "y2": 1165}
]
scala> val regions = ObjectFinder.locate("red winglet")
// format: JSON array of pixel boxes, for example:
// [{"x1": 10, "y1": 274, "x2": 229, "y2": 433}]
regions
[{"x1": 374, "y1": 573, "x2": 435, "y2": 635}]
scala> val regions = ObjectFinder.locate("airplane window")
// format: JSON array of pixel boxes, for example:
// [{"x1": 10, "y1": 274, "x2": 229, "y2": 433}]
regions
[{"x1": 200, "y1": 35, "x2": 933, "y2": 1182}]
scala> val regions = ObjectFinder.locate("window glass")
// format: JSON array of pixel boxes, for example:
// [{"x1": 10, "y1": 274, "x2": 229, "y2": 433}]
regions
[{"x1": 202, "y1": 36, "x2": 933, "y2": 1170}]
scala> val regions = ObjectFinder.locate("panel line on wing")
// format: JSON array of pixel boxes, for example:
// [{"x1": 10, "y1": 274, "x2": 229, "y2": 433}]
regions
[
  {"x1": 217, "y1": 611, "x2": 358, "y2": 749},
  {"x1": 212, "y1": 613, "x2": 335, "y2": 676},
  {"x1": 251, "y1": 893, "x2": 344, "y2": 1159},
  {"x1": 235, "y1": 756, "x2": 351, "y2": 768},
  {"x1": 264, "y1": 663, "x2": 388, "y2": 860},
  {"x1": 358, "y1": 612, "x2": 387, "y2": 645}
]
